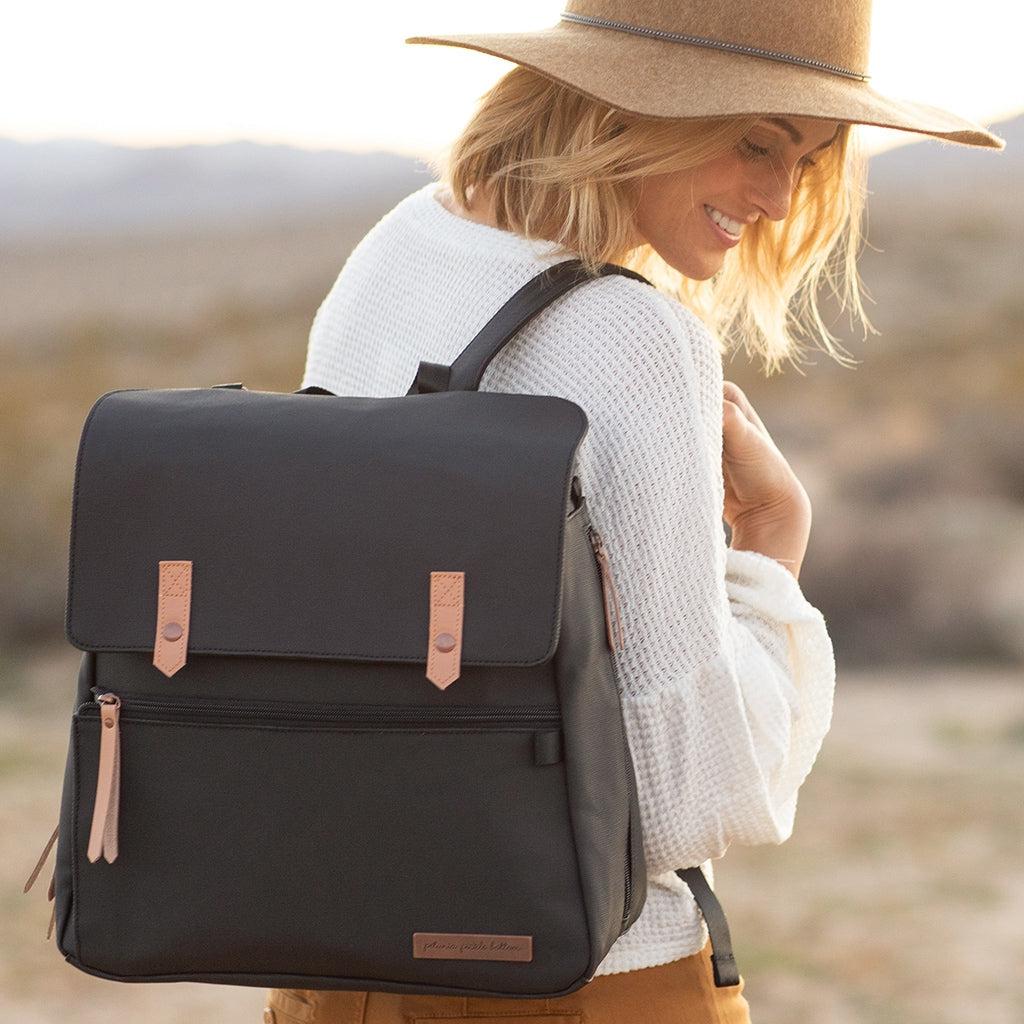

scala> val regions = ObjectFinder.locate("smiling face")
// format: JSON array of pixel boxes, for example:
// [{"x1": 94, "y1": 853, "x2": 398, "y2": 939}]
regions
[{"x1": 631, "y1": 115, "x2": 843, "y2": 279}]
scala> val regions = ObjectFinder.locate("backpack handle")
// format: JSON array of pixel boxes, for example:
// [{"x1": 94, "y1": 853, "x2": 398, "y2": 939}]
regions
[
  {"x1": 210, "y1": 383, "x2": 340, "y2": 396},
  {"x1": 406, "y1": 259, "x2": 653, "y2": 395}
]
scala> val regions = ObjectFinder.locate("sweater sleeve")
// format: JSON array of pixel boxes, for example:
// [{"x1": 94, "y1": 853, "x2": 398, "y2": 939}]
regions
[{"x1": 564, "y1": 283, "x2": 837, "y2": 878}]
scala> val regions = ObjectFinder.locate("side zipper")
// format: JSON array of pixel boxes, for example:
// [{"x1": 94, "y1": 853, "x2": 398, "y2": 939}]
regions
[
  {"x1": 588, "y1": 526, "x2": 625, "y2": 652},
  {"x1": 583, "y1": 520, "x2": 634, "y2": 932},
  {"x1": 87, "y1": 692, "x2": 121, "y2": 864}
]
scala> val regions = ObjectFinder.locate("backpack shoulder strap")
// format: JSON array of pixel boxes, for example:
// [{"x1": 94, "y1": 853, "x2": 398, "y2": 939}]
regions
[
  {"x1": 403, "y1": 260, "x2": 747, "y2": 989},
  {"x1": 406, "y1": 259, "x2": 653, "y2": 395},
  {"x1": 676, "y1": 865, "x2": 741, "y2": 987}
]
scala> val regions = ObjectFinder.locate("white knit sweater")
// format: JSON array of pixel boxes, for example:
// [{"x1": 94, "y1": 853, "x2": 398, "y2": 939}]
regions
[{"x1": 301, "y1": 180, "x2": 837, "y2": 977}]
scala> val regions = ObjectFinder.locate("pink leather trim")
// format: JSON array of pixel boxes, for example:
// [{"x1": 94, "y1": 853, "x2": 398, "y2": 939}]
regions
[
  {"x1": 426, "y1": 571, "x2": 464, "y2": 690},
  {"x1": 154, "y1": 560, "x2": 192, "y2": 677},
  {"x1": 87, "y1": 696, "x2": 120, "y2": 863},
  {"x1": 23, "y1": 822, "x2": 59, "y2": 894},
  {"x1": 412, "y1": 931, "x2": 533, "y2": 961}
]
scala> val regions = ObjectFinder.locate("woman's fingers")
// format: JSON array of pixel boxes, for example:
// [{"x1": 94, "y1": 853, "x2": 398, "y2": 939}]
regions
[
  {"x1": 722, "y1": 398, "x2": 768, "y2": 464},
  {"x1": 723, "y1": 381, "x2": 766, "y2": 432},
  {"x1": 723, "y1": 380, "x2": 782, "y2": 453},
  {"x1": 722, "y1": 397, "x2": 749, "y2": 439}
]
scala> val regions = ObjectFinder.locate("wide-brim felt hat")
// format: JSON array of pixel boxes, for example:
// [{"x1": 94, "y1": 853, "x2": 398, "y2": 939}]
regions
[{"x1": 405, "y1": 0, "x2": 1006, "y2": 150}]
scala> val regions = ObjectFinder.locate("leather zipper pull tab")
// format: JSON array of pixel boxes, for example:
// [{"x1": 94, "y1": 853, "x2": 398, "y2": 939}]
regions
[
  {"x1": 87, "y1": 693, "x2": 121, "y2": 864},
  {"x1": 23, "y1": 822, "x2": 59, "y2": 894},
  {"x1": 46, "y1": 866, "x2": 57, "y2": 940},
  {"x1": 589, "y1": 529, "x2": 626, "y2": 652}
]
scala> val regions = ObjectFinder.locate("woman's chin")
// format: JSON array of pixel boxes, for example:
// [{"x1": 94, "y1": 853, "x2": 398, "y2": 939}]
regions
[{"x1": 664, "y1": 252, "x2": 723, "y2": 281}]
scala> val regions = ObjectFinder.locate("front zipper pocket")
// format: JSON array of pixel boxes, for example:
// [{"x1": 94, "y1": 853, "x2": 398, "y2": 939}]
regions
[
  {"x1": 80, "y1": 689, "x2": 562, "y2": 731},
  {"x1": 78, "y1": 690, "x2": 564, "y2": 874},
  {"x1": 70, "y1": 689, "x2": 589, "y2": 988}
]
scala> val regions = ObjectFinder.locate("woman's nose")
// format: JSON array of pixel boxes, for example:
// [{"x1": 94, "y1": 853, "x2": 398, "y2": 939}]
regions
[{"x1": 749, "y1": 164, "x2": 799, "y2": 222}]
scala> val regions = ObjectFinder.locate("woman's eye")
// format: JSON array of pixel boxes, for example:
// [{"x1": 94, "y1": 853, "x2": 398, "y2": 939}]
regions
[
  {"x1": 739, "y1": 137, "x2": 772, "y2": 160},
  {"x1": 740, "y1": 136, "x2": 818, "y2": 173}
]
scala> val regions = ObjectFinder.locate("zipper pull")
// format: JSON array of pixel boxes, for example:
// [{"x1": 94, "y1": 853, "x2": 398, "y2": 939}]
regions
[
  {"x1": 87, "y1": 692, "x2": 121, "y2": 864},
  {"x1": 23, "y1": 821, "x2": 59, "y2": 893},
  {"x1": 46, "y1": 862, "x2": 57, "y2": 941},
  {"x1": 589, "y1": 528, "x2": 626, "y2": 652}
]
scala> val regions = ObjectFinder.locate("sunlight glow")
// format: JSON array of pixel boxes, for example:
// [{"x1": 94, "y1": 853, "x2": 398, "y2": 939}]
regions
[{"x1": 1, "y1": 1, "x2": 1018, "y2": 157}]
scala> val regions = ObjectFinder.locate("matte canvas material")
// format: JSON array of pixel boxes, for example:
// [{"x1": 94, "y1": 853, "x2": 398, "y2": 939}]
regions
[
  {"x1": 47, "y1": 260, "x2": 662, "y2": 998},
  {"x1": 42, "y1": 259, "x2": 742, "y2": 1001},
  {"x1": 65, "y1": 387, "x2": 588, "y2": 667}
]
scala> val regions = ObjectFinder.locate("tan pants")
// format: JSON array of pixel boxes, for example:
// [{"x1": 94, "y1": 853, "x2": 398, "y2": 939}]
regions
[{"x1": 263, "y1": 940, "x2": 751, "y2": 1024}]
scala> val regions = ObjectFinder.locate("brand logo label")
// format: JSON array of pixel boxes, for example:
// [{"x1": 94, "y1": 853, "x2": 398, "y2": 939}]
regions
[{"x1": 412, "y1": 932, "x2": 533, "y2": 961}]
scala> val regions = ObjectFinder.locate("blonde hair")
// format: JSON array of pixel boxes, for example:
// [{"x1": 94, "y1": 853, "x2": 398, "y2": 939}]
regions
[{"x1": 429, "y1": 65, "x2": 876, "y2": 377}]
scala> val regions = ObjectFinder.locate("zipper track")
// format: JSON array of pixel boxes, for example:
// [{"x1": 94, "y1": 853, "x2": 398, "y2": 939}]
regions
[
  {"x1": 79, "y1": 689, "x2": 561, "y2": 729},
  {"x1": 585, "y1": 519, "x2": 634, "y2": 933}
]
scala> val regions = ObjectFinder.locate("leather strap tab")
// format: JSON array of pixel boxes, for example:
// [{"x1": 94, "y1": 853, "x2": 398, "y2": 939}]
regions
[
  {"x1": 154, "y1": 560, "x2": 192, "y2": 677},
  {"x1": 426, "y1": 571, "x2": 464, "y2": 690}
]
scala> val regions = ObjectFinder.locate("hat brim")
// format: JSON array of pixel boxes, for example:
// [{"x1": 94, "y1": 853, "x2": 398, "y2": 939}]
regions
[{"x1": 406, "y1": 21, "x2": 1005, "y2": 150}]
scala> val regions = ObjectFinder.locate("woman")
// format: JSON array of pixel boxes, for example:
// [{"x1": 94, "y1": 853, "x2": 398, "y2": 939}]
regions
[{"x1": 265, "y1": 3, "x2": 1003, "y2": 1022}]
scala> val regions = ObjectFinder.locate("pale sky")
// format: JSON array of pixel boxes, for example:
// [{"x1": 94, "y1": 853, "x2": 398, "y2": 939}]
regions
[{"x1": 2, "y1": 1, "x2": 1019, "y2": 158}]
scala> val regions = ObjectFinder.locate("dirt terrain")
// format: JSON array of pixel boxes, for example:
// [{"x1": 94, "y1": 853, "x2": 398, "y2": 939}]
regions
[{"x1": 4, "y1": 649, "x2": 1021, "y2": 1023}]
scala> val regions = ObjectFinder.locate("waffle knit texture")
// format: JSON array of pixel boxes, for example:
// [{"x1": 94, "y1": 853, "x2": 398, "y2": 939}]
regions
[{"x1": 300, "y1": 179, "x2": 837, "y2": 976}]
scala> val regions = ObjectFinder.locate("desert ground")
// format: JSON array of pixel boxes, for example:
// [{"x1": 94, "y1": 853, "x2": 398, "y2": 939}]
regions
[{"x1": 4, "y1": 647, "x2": 1021, "y2": 1024}]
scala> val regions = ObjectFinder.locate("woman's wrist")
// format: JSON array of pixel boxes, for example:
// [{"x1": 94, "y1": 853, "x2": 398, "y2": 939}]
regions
[{"x1": 728, "y1": 495, "x2": 812, "y2": 580}]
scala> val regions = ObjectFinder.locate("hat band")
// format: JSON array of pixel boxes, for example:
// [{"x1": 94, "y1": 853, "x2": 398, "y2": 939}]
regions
[{"x1": 559, "y1": 10, "x2": 870, "y2": 82}]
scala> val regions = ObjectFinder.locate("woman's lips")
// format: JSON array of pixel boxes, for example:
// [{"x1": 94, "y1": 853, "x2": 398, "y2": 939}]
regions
[{"x1": 703, "y1": 204, "x2": 742, "y2": 247}]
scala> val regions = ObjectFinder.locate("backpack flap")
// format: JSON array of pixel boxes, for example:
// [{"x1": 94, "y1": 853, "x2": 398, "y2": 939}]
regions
[{"x1": 64, "y1": 386, "x2": 588, "y2": 682}]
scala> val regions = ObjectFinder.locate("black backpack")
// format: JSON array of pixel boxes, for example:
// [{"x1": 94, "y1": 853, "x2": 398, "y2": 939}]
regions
[{"x1": 24, "y1": 258, "x2": 740, "y2": 996}]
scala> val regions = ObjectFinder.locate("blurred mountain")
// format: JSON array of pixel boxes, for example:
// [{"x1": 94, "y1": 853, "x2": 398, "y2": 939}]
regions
[
  {"x1": 0, "y1": 114, "x2": 1017, "y2": 241},
  {"x1": 2, "y1": 114, "x2": 1015, "y2": 239},
  {"x1": 866, "y1": 112, "x2": 1021, "y2": 204},
  {"x1": 0, "y1": 138, "x2": 430, "y2": 239}
]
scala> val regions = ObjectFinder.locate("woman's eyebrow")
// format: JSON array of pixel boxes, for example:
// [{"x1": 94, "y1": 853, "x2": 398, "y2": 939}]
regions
[{"x1": 764, "y1": 116, "x2": 803, "y2": 144}]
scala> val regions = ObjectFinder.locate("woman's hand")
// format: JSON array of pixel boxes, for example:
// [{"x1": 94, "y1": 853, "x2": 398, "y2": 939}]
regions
[{"x1": 722, "y1": 381, "x2": 812, "y2": 578}]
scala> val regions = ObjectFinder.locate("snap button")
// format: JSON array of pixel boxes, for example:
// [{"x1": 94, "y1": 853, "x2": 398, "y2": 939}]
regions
[
  {"x1": 434, "y1": 631, "x2": 456, "y2": 652},
  {"x1": 162, "y1": 622, "x2": 183, "y2": 642},
  {"x1": 263, "y1": 1008, "x2": 276, "y2": 1024}
]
